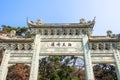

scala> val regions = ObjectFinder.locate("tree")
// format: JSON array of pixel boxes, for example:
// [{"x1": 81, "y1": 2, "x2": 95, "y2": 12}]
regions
[
  {"x1": 38, "y1": 56, "x2": 85, "y2": 80},
  {"x1": 2, "y1": 25, "x2": 16, "y2": 32},
  {"x1": 1, "y1": 25, "x2": 32, "y2": 37},
  {"x1": 93, "y1": 64, "x2": 117, "y2": 80},
  {"x1": 16, "y1": 27, "x2": 28, "y2": 36},
  {"x1": 6, "y1": 63, "x2": 30, "y2": 80}
]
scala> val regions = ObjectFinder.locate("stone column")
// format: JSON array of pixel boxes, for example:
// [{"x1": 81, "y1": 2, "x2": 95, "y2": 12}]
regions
[
  {"x1": 29, "y1": 34, "x2": 41, "y2": 80},
  {"x1": 82, "y1": 35, "x2": 95, "y2": 80},
  {"x1": 113, "y1": 49, "x2": 120, "y2": 80},
  {"x1": 0, "y1": 50, "x2": 11, "y2": 80}
]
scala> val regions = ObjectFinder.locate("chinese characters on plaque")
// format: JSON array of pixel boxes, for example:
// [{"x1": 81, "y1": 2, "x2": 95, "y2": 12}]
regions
[{"x1": 50, "y1": 42, "x2": 72, "y2": 47}]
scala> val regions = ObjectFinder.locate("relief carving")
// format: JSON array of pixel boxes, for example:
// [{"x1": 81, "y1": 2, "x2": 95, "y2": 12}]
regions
[
  {"x1": 24, "y1": 43, "x2": 31, "y2": 50},
  {"x1": 91, "y1": 43, "x2": 97, "y2": 50},
  {"x1": 105, "y1": 43, "x2": 110, "y2": 50},
  {"x1": 11, "y1": 43, "x2": 17, "y2": 50},
  {"x1": 98, "y1": 43, "x2": 104, "y2": 50},
  {"x1": 17, "y1": 43, "x2": 23, "y2": 50}
]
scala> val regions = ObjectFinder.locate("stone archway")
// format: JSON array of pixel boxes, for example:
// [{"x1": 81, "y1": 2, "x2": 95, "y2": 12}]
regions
[
  {"x1": 93, "y1": 64, "x2": 117, "y2": 80},
  {"x1": 6, "y1": 63, "x2": 30, "y2": 80}
]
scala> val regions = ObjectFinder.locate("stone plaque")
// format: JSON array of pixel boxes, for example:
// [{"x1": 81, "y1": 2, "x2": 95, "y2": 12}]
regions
[{"x1": 40, "y1": 39, "x2": 83, "y2": 55}]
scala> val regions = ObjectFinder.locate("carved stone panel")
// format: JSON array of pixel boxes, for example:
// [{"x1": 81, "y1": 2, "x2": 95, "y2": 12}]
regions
[
  {"x1": 17, "y1": 43, "x2": 23, "y2": 50},
  {"x1": 39, "y1": 39, "x2": 83, "y2": 55},
  {"x1": 91, "y1": 43, "x2": 97, "y2": 50},
  {"x1": 98, "y1": 43, "x2": 104, "y2": 50},
  {"x1": 11, "y1": 43, "x2": 17, "y2": 50},
  {"x1": 105, "y1": 43, "x2": 110, "y2": 50},
  {"x1": 24, "y1": 43, "x2": 31, "y2": 50}
]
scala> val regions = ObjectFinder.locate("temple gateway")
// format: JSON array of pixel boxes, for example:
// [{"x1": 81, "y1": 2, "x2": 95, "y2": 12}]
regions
[{"x1": 0, "y1": 18, "x2": 120, "y2": 80}]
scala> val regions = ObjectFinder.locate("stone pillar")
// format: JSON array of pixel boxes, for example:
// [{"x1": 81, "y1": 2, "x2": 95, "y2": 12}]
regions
[
  {"x1": 29, "y1": 34, "x2": 41, "y2": 80},
  {"x1": 113, "y1": 49, "x2": 120, "y2": 80},
  {"x1": 0, "y1": 50, "x2": 11, "y2": 80},
  {"x1": 82, "y1": 35, "x2": 95, "y2": 80}
]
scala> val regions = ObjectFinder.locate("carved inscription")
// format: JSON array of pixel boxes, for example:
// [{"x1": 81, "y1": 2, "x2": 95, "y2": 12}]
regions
[{"x1": 50, "y1": 42, "x2": 72, "y2": 47}]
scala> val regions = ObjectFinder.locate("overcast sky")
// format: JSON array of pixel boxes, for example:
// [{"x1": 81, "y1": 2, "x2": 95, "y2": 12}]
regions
[{"x1": 0, "y1": 0, "x2": 120, "y2": 35}]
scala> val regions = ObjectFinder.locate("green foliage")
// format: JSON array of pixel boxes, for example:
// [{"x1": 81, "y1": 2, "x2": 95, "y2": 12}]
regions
[
  {"x1": 16, "y1": 27, "x2": 28, "y2": 36},
  {"x1": 38, "y1": 56, "x2": 83, "y2": 80},
  {"x1": 25, "y1": 31, "x2": 31, "y2": 38},
  {"x1": 72, "y1": 77, "x2": 79, "y2": 80},
  {"x1": 2, "y1": 25, "x2": 17, "y2": 32},
  {"x1": 1, "y1": 25, "x2": 32, "y2": 37},
  {"x1": 38, "y1": 56, "x2": 118, "y2": 80}
]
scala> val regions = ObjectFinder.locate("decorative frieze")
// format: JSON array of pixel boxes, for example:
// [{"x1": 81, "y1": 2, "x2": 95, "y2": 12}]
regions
[
  {"x1": 112, "y1": 43, "x2": 117, "y2": 49},
  {"x1": 105, "y1": 43, "x2": 110, "y2": 50},
  {"x1": 24, "y1": 43, "x2": 31, "y2": 50},
  {"x1": 91, "y1": 43, "x2": 98, "y2": 50},
  {"x1": 11, "y1": 43, "x2": 17, "y2": 50},
  {"x1": 30, "y1": 28, "x2": 92, "y2": 36},
  {"x1": 90, "y1": 41, "x2": 120, "y2": 50},
  {"x1": 98, "y1": 43, "x2": 104, "y2": 50},
  {"x1": 117, "y1": 42, "x2": 120, "y2": 50},
  {"x1": 17, "y1": 43, "x2": 24, "y2": 50},
  {"x1": 4, "y1": 43, "x2": 33, "y2": 50}
]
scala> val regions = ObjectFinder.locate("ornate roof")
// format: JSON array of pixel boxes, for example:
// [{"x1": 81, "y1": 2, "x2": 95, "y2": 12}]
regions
[
  {"x1": 0, "y1": 17, "x2": 119, "y2": 42},
  {"x1": 89, "y1": 36, "x2": 120, "y2": 42},
  {"x1": 27, "y1": 17, "x2": 95, "y2": 28}
]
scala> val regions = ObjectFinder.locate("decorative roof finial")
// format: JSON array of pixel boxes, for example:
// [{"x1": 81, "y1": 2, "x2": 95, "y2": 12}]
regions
[
  {"x1": 107, "y1": 30, "x2": 115, "y2": 38},
  {"x1": 36, "y1": 19, "x2": 42, "y2": 25},
  {"x1": 80, "y1": 18, "x2": 86, "y2": 24}
]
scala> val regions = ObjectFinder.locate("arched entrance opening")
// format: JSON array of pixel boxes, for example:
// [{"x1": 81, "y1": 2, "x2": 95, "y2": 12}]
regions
[
  {"x1": 93, "y1": 64, "x2": 117, "y2": 80},
  {"x1": 6, "y1": 63, "x2": 30, "y2": 80},
  {"x1": 38, "y1": 56, "x2": 85, "y2": 80}
]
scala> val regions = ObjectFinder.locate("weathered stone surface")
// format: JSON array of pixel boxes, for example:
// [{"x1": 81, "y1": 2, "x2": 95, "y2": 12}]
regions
[{"x1": 0, "y1": 18, "x2": 120, "y2": 80}]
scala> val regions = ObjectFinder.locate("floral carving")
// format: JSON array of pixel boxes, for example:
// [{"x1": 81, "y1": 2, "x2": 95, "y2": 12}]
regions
[
  {"x1": 91, "y1": 43, "x2": 97, "y2": 50},
  {"x1": 105, "y1": 43, "x2": 110, "y2": 50},
  {"x1": 24, "y1": 43, "x2": 31, "y2": 50},
  {"x1": 98, "y1": 43, "x2": 104, "y2": 50},
  {"x1": 17, "y1": 43, "x2": 24, "y2": 50},
  {"x1": 11, "y1": 43, "x2": 17, "y2": 50}
]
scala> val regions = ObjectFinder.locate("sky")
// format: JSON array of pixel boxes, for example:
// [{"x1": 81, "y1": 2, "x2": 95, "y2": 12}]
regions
[{"x1": 0, "y1": 0, "x2": 120, "y2": 35}]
